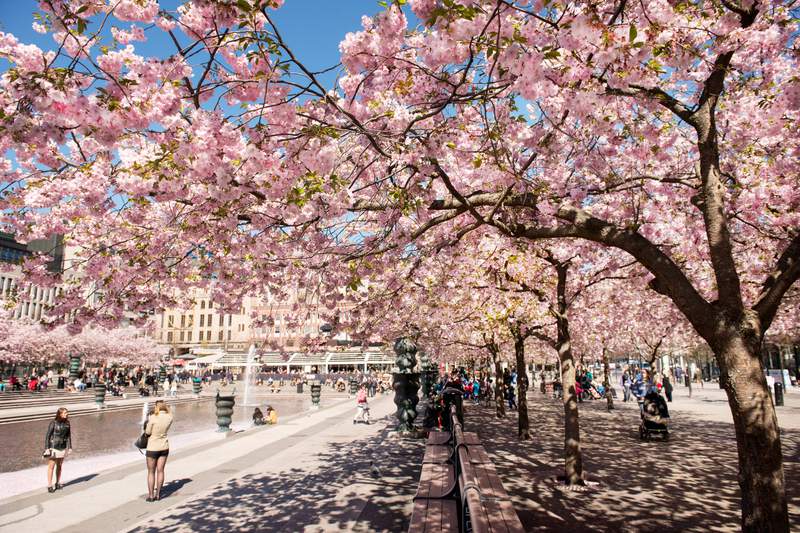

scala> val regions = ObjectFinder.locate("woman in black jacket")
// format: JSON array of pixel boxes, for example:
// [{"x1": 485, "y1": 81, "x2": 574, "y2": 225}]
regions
[{"x1": 44, "y1": 407, "x2": 72, "y2": 493}]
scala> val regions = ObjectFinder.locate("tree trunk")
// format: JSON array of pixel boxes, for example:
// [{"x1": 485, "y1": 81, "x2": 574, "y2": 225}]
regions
[
  {"x1": 602, "y1": 347, "x2": 614, "y2": 411},
  {"x1": 717, "y1": 333, "x2": 788, "y2": 532},
  {"x1": 557, "y1": 328, "x2": 583, "y2": 485},
  {"x1": 555, "y1": 263, "x2": 583, "y2": 486},
  {"x1": 491, "y1": 351, "x2": 506, "y2": 419},
  {"x1": 514, "y1": 333, "x2": 531, "y2": 440}
]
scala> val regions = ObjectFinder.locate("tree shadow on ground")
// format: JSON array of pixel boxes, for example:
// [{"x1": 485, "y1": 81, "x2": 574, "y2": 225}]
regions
[
  {"x1": 468, "y1": 394, "x2": 800, "y2": 532},
  {"x1": 129, "y1": 414, "x2": 424, "y2": 533}
]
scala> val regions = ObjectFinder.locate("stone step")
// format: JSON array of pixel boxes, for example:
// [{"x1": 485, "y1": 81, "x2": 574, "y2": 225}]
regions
[{"x1": 0, "y1": 396, "x2": 213, "y2": 425}]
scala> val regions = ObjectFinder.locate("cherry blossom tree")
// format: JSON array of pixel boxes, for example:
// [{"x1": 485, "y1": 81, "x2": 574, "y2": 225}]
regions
[
  {"x1": 1, "y1": 1, "x2": 798, "y2": 528},
  {"x1": 0, "y1": 317, "x2": 162, "y2": 366}
]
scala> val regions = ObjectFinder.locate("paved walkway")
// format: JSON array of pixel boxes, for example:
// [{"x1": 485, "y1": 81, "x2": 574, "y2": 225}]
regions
[
  {"x1": 0, "y1": 394, "x2": 423, "y2": 533},
  {"x1": 471, "y1": 383, "x2": 800, "y2": 532}
]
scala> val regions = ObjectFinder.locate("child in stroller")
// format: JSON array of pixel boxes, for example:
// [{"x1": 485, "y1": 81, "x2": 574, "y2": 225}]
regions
[{"x1": 640, "y1": 390, "x2": 670, "y2": 440}]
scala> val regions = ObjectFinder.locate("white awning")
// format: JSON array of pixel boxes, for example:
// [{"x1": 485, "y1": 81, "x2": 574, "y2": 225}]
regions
[{"x1": 187, "y1": 353, "x2": 225, "y2": 366}]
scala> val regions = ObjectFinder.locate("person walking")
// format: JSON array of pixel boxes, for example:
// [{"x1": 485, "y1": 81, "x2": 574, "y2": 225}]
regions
[
  {"x1": 507, "y1": 384, "x2": 517, "y2": 410},
  {"x1": 622, "y1": 368, "x2": 632, "y2": 402},
  {"x1": 44, "y1": 407, "x2": 72, "y2": 493},
  {"x1": 144, "y1": 400, "x2": 173, "y2": 502},
  {"x1": 663, "y1": 375, "x2": 673, "y2": 402},
  {"x1": 353, "y1": 385, "x2": 370, "y2": 424},
  {"x1": 632, "y1": 368, "x2": 646, "y2": 413}
]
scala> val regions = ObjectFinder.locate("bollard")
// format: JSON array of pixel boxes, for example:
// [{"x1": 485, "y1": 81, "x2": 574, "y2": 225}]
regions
[
  {"x1": 296, "y1": 381, "x2": 303, "y2": 394},
  {"x1": 192, "y1": 378, "x2": 201, "y2": 397},
  {"x1": 310, "y1": 383, "x2": 321, "y2": 409},
  {"x1": 94, "y1": 382, "x2": 106, "y2": 409},
  {"x1": 349, "y1": 379, "x2": 358, "y2": 397},
  {"x1": 774, "y1": 382, "x2": 784, "y2": 407},
  {"x1": 215, "y1": 391, "x2": 235, "y2": 432}
]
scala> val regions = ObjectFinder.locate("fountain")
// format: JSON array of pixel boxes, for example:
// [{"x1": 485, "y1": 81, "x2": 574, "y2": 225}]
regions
[
  {"x1": 242, "y1": 344, "x2": 259, "y2": 406},
  {"x1": 141, "y1": 401, "x2": 150, "y2": 427}
]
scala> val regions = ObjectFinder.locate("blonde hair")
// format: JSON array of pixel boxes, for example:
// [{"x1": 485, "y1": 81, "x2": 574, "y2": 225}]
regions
[{"x1": 153, "y1": 400, "x2": 170, "y2": 415}]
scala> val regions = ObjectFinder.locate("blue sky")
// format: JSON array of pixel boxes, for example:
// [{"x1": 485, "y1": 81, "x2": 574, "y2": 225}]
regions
[{"x1": 0, "y1": 1, "x2": 413, "y2": 87}]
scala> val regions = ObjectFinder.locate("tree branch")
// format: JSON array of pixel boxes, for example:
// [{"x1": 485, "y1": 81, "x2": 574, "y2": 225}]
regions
[{"x1": 753, "y1": 233, "x2": 800, "y2": 330}]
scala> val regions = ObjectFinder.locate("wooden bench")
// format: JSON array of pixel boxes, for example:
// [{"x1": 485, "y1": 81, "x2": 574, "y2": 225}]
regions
[{"x1": 409, "y1": 405, "x2": 524, "y2": 533}]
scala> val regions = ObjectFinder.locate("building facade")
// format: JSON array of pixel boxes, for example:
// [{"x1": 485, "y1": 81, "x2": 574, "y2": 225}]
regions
[
  {"x1": 152, "y1": 290, "x2": 351, "y2": 356},
  {"x1": 0, "y1": 233, "x2": 64, "y2": 322}
]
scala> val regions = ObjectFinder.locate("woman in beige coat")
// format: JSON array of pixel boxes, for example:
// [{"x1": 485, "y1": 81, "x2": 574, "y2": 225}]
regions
[{"x1": 144, "y1": 400, "x2": 173, "y2": 501}]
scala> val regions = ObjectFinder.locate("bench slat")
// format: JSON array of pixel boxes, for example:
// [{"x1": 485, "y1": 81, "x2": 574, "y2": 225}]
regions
[
  {"x1": 462, "y1": 431, "x2": 482, "y2": 445},
  {"x1": 416, "y1": 463, "x2": 455, "y2": 499},
  {"x1": 475, "y1": 462, "x2": 510, "y2": 500},
  {"x1": 408, "y1": 497, "x2": 457, "y2": 533},
  {"x1": 464, "y1": 444, "x2": 492, "y2": 464},
  {"x1": 482, "y1": 499, "x2": 525, "y2": 533},
  {"x1": 422, "y1": 444, "x2": 451, "y2": 464},
  {"x1": 427, "y1": 431, "x2": 450, "y2": 445}
]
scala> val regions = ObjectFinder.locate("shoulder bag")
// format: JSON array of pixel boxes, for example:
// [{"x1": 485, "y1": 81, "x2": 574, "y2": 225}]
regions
[{"x1": 134, "y1": 432, "x2": 149, "y2": 450}]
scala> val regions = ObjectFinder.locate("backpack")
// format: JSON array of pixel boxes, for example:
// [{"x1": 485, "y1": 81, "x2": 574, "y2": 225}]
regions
[{"x1": 356, "y1": 389, "x2": 367, "y2": 403}]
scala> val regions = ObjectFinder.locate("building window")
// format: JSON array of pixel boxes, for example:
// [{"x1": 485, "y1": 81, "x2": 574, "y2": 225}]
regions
[
  {"x1": 219, "y1": 315, "x2": 224, "y2": 327},
  {"x1": 200, "y1": 315, "x2": 205, "y2": 327},
  {"x1": 218, "y1": 331, "x2": 223, "y2": 341},
  {"x1": 180, "y1": 331, "x2": 184, "y2": 342},
  {"x1": 227, "y1": 330, "x2": 231, "y2": 340},
  {"x1": 167, "y1": 332, "x2": 173, "y2": 342},
  {"x1": 180, "y1": 315, "x2": 185, "y2": 328},
  {"x1": 168, "y1": 315, "x2": 174, "y2": 328},
  {"x1": 228, "y1": 315, "x2": 232, "y2": 326},
  {"x1": 187, "y1": 331, "x2": 192, "y2": 342},
  {"x1": 208, "y1": 314, "x2": 212, "y2": 325},
  {"x1": 201, "y1": 301, "x2": 205, "y2": 309},
  {"x1": 187, "y1": 315, "x2": 194, "y2": 328},
  {"x1": 209, "y1": 300, "x2": 213, "y2": 308}
]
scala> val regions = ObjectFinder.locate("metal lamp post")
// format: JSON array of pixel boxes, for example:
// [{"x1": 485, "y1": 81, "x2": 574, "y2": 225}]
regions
[
  {"x1": 392, "y1": 336, "x2": 421, "y2": 434},
  {"x1": 94, "y1": 381, "x2": 106, "y2": 409}
]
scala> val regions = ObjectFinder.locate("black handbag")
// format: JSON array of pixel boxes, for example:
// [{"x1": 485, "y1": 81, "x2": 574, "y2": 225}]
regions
[{"x1": 134, "y1": 432, "x2": 149, "y2": 449}]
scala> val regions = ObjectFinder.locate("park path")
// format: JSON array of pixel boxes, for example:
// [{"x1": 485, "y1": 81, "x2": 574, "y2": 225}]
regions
[
  {"x1": 470, "y1": 383, "x2": 800, "y2": 532},
  {"x1": 0, "y1": 394, "x2": 423, "y2": 533}
]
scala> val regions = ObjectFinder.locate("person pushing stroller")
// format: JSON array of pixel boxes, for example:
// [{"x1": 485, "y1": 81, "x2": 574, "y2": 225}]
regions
[{"x1": 640, "y1": 388, "x2": 671, "y2": 440}]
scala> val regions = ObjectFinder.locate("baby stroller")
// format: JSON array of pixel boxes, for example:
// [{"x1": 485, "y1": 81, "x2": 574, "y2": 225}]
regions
[{"x1": 640, "y1": 391, "x2": 670, "y2": 441}]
